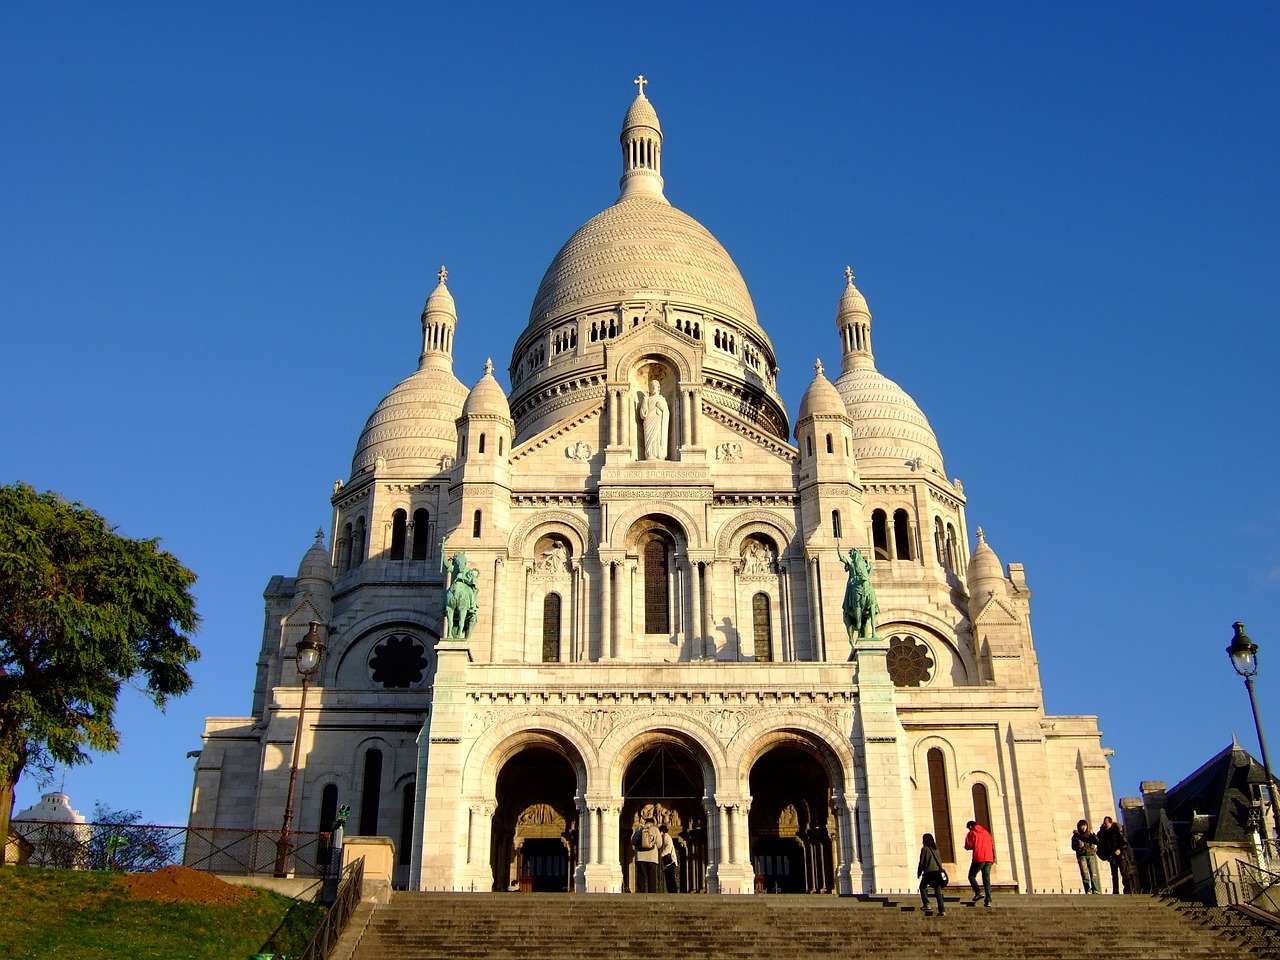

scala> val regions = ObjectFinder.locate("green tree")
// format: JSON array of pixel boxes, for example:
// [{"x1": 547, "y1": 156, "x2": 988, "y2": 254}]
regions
[{"x1": 0, "y1": 483, "x2": 199, "y2": 861}]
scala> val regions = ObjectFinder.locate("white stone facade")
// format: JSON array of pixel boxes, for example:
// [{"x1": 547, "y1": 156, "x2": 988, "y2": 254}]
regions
[{"x1": 189, "y1": 82, "x2": 1114, "y2": 895}]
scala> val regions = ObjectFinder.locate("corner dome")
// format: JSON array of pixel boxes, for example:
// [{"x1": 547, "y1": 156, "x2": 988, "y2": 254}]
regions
[
  {"x1": 797, "y1": 360, "x2": 845, "y2": 423},
  {"x1": 527, "y1": 197, "x2": 762, "y2": 336},
  {"x1": 296, "y1": 530, "x2": 333, "y2": 584},
  {"x1": 967, "y1": 527, "x2": 1004, "y2": 586},
  {"x1": 351, "y1": 365, "x2": 467, "y2": 477},
  {"x1": 462, "y1": 359, "x2": 511, "y2": 419}
]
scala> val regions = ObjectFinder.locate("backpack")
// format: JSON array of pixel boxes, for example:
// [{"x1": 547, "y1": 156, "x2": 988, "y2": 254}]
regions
[{"x1": 634, "y1": 824, "x2": 657, "y2": 851}]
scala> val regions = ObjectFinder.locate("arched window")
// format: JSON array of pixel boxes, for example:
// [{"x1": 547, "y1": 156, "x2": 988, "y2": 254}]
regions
[
  {"x1": 831, "y1": 510, "x2": 842, "y2": 539},
  {"x1": 472, "y1": 510, "x2": 482, "y2": 538},
  {"x1": 389, "y1": 509, "x2": 407, "y2": 561},
  {"x1": 359, "y1": 748, "x2": 382, "y2": 836},
  {"x1": 398, "y1": 782, "x2": 415, "y2": 865},
  {"x1": 893, "y1": 509, "x2": 913, "y2": 561},
  {"x1": 825, "y1": 433, "x2": 833, "y2": 454},
  {"x1": 542, "y1": 594, "x2": 562, "y2": 662},
  {"x1": 934, "y1": 518, "x2": 946, "y2": 568},
  {"x1": 319, "y1": 784, "x2": 338, "y2": 837},
  {"x1": 338, "y1": 523, "x2": 352, "y2": 575},
  {"x1": 353, "y1": 517, "x2": 366, "y2": 569},
  {"x1": 972, "y1": 783, "x2": 991, "y2": 833},
  {"x1": 927, "y1": 748, "x2": 955, "y2": 861},
  {"x1": 945, "y1": 523, "x2": 958, "y2": 573},
  {"x1": 498, "y1": 436, "x2": 505, "y2": 456},
  {"x1": 411, "y1": 509, "x2": 430, "y2": 561},
  {"x1": 752, "y1": 593, "x2": 773, "y2": 662},
  {"x1": 478, "y1": 433, "x2": 486, "y2": 454},
  {"x1": 806, "y1": 436, "x2": 813, "y2": 458},
  {"x1": 872, "y1": 509, "x2": 890, "y2": 560},
  {"x1": 643, "y1": 538, "x2": 670, "y2": 634}
]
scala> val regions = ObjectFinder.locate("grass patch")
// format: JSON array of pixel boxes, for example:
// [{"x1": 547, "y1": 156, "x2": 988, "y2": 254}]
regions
[{"x1": 1, "y1": 866, "x2": 326, "y2": 960}]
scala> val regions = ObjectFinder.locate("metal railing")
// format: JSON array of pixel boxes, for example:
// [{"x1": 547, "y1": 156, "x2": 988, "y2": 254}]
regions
[
  {"x1": 300, "y1": 856, "x2": 365, "y2": 960},
  {"x1": 10, "y1": 820, "x2": 333, "y2": 878},
  {"x1": 1235, "y1": 858, "x2": 1280, "y2": 914}
]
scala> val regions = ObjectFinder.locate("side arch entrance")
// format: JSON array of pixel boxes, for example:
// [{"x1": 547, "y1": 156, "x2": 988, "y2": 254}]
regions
[
  {"x1": 490, "y1": 744, "x2": 579, "y2": 892},
  {"x1": 620, "y1": 739, "x2": 708, "y2": 893},
  {"x1": 748, "y1": 742, "x2": 837, "y2": 893}
]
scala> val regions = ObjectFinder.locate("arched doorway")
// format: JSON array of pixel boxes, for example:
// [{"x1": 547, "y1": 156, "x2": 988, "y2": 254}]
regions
[
  {"x1": 748, "y1": 744, "x2": 836, "y2": 893},
  {"x1": 491, "y1": 746, "x2": 578, "y2": 892},
  {"x1": 620, "y1": 740, "x2": 707, "y2": 893}
]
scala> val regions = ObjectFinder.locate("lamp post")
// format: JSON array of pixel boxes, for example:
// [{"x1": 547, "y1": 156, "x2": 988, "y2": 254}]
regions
[
  {"x1": 1226, "y1": 621, "x2": 1280, "y2": 842},
  {"x1": 274, "y1": 620, "x2": 326, "y2": 877}
]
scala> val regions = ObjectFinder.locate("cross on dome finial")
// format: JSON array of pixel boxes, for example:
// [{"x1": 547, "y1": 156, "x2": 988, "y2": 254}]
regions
[
  {"x1": 815, "y1": 358, "x2": 824, "y2": 377},
  {"x1": 976, "y1": 526, "x2": 986, "y2": 543},
  {"x1": 634, "y1": 75, "x2": 648, "y2": 97},
  {"x1": 844, "y1": 265, "x2": 855, "y2": 285},
  {"x1": 438, "y1": 265, "x2": 448, "y2": 285},
  {"x1": 314, "y1": 528, "x2": 325, "y2": 544},
  {"x1": 484, "y1": 357, "x2": 493, "y2": 376}
]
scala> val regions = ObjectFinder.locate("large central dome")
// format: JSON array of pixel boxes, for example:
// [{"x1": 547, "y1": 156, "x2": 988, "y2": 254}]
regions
[{"x1": 527, "y1": 196, "x2": 761, "y2": 333}]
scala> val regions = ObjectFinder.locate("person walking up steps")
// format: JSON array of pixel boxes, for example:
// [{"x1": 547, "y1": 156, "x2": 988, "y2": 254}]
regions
[
  {"x1": 631, "y1": 816, "x2": 661, "y2": 893},
  {"x1": 917, "y1": 833, "x2": 946, "y2": 916},
  {"x1": 964, "y1": 820, "x2": 995, "y2": 906}
]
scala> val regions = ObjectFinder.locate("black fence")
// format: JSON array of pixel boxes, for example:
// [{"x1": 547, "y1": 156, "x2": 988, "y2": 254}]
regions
[{"x1": 10, "y1": 820, "x2": 333, "y2": 878}]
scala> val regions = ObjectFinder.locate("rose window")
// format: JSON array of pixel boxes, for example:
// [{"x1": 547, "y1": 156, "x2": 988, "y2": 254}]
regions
[
  {"x1": 886, "y1": 635, "x2": 934, "y2": 687},
  {"x1": 369, "y1": 634, "x2": 429, "y2": 688}
]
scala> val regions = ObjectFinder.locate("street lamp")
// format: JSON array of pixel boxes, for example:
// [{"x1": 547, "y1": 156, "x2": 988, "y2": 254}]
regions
[
  {"x1": 1226, "y1": 621, "x2": 1280, "y2": 841},
  {"x1": 274, "y1": 621, "x2": 326, "y2": 877}
]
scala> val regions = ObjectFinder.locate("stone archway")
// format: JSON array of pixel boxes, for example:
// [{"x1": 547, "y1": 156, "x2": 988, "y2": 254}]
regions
[
  {"x1": 620, "y1": 742, "x2": 707, "y2": 893},
  {"x1": 491, "y1": 746, "x2": 577, "y2": 892},
  {"x1": 748, "y1": 744, "x2": 836, "y2": 893}
]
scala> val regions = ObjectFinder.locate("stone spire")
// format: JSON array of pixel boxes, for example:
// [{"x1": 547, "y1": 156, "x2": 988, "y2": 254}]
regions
[
  {"x1": 419, "y1": 265, "x2": 458, "y2": 371},
  {"x1": 618, "y1": 75, "x2": 668, "y2": 203},
  {"x1": 836, "y1": 265, "x2": 874, "y2": 373}
]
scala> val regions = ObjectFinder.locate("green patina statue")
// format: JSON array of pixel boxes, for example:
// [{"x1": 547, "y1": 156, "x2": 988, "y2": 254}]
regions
[
  {"x1": 441, "y1": 543, "x2": 480, "y2": 639},
  {"x1": 837, "y1": 542, "x2": 879, "y2": 645}
]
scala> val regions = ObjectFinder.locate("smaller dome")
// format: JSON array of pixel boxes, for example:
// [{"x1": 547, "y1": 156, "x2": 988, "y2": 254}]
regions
[
  {"x1": 14, "y1": 792, "x2": 85, "y2": 824},
  {"x1": 623, "y1": 91, "x2": 661, "y2": 134},
  {"x1": 423, "y1": 271, "x2": 456, "y2": 318},
  {"x1": 351, "y1": 366, "x2": 468, "y2": 476},
  {"x1": 462, "y1": 359, "x2": 511, "y2": 419},
  {"x1": 796, "y1": 359, "x2": 845, "y2": 425},
  {"x1": 837, "y1": 269, "x2": 870, "y2": 325},
  {"x1": 967, "y1": 527, "x2": 1005, "y2": 588},
  {"x1": 297, "y1": 530, "x2": 333, "y2": 584}
]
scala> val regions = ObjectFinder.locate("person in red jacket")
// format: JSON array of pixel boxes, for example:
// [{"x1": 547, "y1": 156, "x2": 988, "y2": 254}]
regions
[{"x1": 964, "y1": 820, "x2": 995, "y2": 906}]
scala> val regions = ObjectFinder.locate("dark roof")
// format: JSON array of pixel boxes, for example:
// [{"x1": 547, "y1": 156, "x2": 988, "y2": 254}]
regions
[{"x1": 1163, "y1": 741, "x2": 1269, "y2": 843}]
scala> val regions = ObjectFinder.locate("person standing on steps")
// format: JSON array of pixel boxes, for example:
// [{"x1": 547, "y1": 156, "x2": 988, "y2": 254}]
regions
[
  {"x1": 917, "y1": 833, "x2": 946, "y2": 916},
  {"x1": 658, "y1": 824, "x2": 679, "y2": 893},
  {"x1": 964, "y1": 820, "x2": 995, "y2": 906},
  {"x1": 631, "y1": 816, "x2": 662, "y2": 893},
  {"x1": 1096, "y1": 816, "x2": 1130, "y2": 894},
  {"x1": 1072, "y1": 819, "x2": 1102, "y2": 894}
]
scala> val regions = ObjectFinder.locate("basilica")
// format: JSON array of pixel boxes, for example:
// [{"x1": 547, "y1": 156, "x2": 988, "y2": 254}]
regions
[{"x1": 188, "y1": 80, "x2": 1115, "y2": 894}]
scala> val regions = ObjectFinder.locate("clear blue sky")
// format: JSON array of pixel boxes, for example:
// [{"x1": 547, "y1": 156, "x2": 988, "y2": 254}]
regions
[{"x1": 3, "y1": 2, "x2": 1278, "y2": 828}]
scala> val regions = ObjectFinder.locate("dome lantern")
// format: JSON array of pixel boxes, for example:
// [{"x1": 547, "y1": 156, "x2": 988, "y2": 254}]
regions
[{"x1": 618, "y1": 75, "x2": 667, "y2": 204}]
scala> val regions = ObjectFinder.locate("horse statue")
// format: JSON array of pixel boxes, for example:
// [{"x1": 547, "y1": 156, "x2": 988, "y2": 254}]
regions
[
  {"x1": 837, "y1": 542, "x2": 879, "y2": 646},
  {"x1": 441, "y1": 545, "x2": 480, "y2": 640}
]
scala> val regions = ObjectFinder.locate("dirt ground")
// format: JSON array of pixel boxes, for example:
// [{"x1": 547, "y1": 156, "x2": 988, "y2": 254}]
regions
[{"x1": 122, "y1": 865, "x2": 256, "y2": 905}]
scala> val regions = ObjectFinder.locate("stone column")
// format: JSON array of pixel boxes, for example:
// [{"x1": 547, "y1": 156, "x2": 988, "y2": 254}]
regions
[
  {"x1": 778, "y1": 562, "x2": 793, "y2": 662},
  {"x1": 599, "y1": 560, "x2": 613, "y2": 660},
  {"x1": 831, "y1": 787, "x2": 855, "y2": 895},
  {"x1": 688, "y1": 560, "x2": 703, "y2": 657},
  {"x1": 457, "y1": 801, "x2": 495, "y2": 893},
  {"x1": 574, "y1": 796, "x2": 589, "y2": 892}
]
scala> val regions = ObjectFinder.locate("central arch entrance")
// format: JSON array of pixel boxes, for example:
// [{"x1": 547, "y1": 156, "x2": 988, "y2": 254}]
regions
[
  {"x1": 748, "y1": 743, "x2": 836, "y2": 893},
  {"x1": 620, "y1": 740, "x2": 707, "y2": 892},
  {"x1": 491, "y1": 745, "x2": 578, "y2": 892}
]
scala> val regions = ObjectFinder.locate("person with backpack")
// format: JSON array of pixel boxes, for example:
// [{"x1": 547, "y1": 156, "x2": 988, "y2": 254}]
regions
[
  {"x1": 916, "y1": 833, "x2": 946, "y2": 916},
  {"x1": 1096, "y1": 816, "x2": 1130, "y2": 894},
  {"x1": 1072, "y1": 819, "x2": 1102, "y2": 893},
  {"x1": 631, "y1": 815, "x2": 662, "y2": 892}
]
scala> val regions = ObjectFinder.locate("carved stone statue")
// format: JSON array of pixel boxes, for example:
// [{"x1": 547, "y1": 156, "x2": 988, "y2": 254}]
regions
[
  {"x1": 837, "y1": 542, "x2": 878, "y2": 645},
  {"x1": 637, "y1": 379, "x2": 670, "y2": 460},
  {"x1": 538, "y1": 539, "x2": 568, "y2": 574},
  {"x1": 441, "y1": 544, "x2": 480, "y2": 639}
]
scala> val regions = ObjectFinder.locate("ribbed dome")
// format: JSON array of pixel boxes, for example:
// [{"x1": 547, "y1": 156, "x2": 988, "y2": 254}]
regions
[
  {"x1": 462, "y1": 359, "x2": 511, "y2": 419},
  {"x1": 834, "y1": 366, "x2": 946, "y2": 475},
  {"x1": 967, "y1": 527, "x2": 1004, "y2": 587},
  {"x1": 527, "y1": 197, "x2": 761, "y2": 335},
  {"x1": 623, "y1": 94, "x2": 661, "y2": 133},
  {"x1": 296, "y1": 530, "x2": 333, "y2": 584},
  {"x1": 351, "y1": 366, "x2": 467, "y2": 476},
  {"x1": 797, "y1": 360, "x2": 845, "y2": 424}
]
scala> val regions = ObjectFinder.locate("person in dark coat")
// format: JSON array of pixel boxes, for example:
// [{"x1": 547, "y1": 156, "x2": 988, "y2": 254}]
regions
[
  {"x1": 1096, "y1": 816, "x2": 1130, "y2": 894},
  {"x1": 917, "y1": 833, "x2": 946, "y2": 915}
]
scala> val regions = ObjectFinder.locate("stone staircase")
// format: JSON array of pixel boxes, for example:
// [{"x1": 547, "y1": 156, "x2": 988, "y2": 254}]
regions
[{"x1": 334, "y1": 891, "x2": 1280, "y2": 960}]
